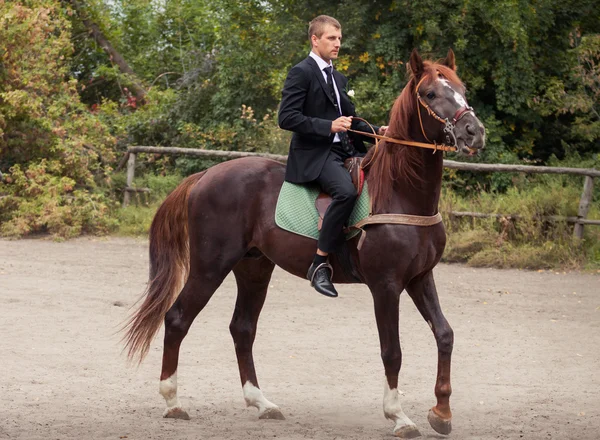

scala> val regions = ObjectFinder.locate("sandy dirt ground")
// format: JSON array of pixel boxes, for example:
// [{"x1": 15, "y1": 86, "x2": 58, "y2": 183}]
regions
[{"x1": 0, "y1": 237, "x2": 599, "y2": 440}]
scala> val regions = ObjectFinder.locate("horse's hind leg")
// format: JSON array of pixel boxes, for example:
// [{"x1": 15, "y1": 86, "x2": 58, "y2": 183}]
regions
[
  {"x1": 406, "y1": 271, "x2": 453, "y2": 435},
  {"x1": 159, "y1": 255, "x2": 241, "y2": 419},
  {"x1": 230, "y1": 255, "x2": 285, "y2": 420}
]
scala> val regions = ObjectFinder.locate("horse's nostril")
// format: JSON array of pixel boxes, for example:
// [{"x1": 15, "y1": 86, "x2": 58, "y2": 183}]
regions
[{"x1": 466, "y1": 124, "x2": 476, "y2": 136}]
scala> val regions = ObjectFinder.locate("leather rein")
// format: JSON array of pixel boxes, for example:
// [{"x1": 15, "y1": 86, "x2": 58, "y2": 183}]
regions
[
  {"x1": 345, "y1": 72, "x2": 475, "y2": 246},
  {"x1": 348, "y1": 72, "x2": 475, "y2": 157}
]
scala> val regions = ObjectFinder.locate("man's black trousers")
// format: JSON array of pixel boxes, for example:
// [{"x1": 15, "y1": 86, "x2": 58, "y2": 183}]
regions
[{"x1": 314, "y1": 145, "x2": 358, "y2": 254}]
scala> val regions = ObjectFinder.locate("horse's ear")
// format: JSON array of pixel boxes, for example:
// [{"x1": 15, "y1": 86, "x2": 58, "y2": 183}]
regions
[
  {"x1": 442, "y1": 49, "x2": 456, "y2": 71},
  {"x1": 409, "y1": 49, "x2": 424, "y2": 79}
]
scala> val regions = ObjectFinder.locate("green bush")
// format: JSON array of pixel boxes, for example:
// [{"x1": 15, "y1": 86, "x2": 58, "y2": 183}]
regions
[
  {"x1": 0, "y1": 2, "x2": 116, "y2": 239},
  {"x1": 0, "y1": 162, "x2": 116, "y2": 239}
]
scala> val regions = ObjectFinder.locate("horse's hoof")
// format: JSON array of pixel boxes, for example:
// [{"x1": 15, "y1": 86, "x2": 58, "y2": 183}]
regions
[
  {"x1": 163, "y1": 407, "x2": 190, "y2": 420},
  {"x1": 428, "y1": 408, "x2": 452, "y2": 435},
  {"x1": 393, "y1": 425, "x2": 421, "y2": 438},
  {"x1": 259, "y1": 407, "x2": 286, "y2": 420}
]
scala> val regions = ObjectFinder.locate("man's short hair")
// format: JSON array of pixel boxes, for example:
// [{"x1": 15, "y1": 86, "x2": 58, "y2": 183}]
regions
[{"x1": 308, "y1": 15, "x2": 341, "y2": 41}]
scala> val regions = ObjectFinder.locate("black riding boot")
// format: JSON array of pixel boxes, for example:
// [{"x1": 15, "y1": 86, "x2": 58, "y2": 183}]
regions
[{"x1": 307, "y1": 261, "x2": 338, "y2": 298}]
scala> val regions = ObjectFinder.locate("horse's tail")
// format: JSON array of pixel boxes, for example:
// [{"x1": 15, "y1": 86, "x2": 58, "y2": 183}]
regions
[{"x1": 122, "y1": 172, "x2": 205, "y2": 363}]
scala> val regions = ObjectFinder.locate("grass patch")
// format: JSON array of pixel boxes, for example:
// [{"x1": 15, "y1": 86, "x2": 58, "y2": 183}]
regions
[
  {"x1": 110, "y1": 173, "x2": 184, "y2": 236},
  {"x1": 442, "y1": 229, "x2": 497, "y2": 263},
  {"x1": 114, "y1": 203, "x2": 159, "y2": 236},
  {"x1": 440, "y1": 172, "x2": 600, "y2": 270},
  {"x1": 468, "y1": 242, "x2": 584, "y2": 270}
]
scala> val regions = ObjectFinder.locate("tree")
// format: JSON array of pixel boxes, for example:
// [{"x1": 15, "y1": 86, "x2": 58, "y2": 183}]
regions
[{"x1": 0, "y1": 0, "x2": 116, "y2": 237}]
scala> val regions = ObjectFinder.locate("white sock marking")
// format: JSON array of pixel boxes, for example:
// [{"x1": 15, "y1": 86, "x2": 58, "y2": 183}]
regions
[
  {"x1": 243, "y1": 381, "x2": 279, "y2": 415},
  {"x1": 383, "y1": 379, "x2": 417, "y2": 431},
  {"x1": 159, "y1": 371, "x2": 182, "y2": 410}
]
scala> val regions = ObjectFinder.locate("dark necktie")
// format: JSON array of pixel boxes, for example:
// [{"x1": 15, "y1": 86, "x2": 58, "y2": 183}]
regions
[{"x1": 324, "y1": 66, "x2": 355, "y2": 155}]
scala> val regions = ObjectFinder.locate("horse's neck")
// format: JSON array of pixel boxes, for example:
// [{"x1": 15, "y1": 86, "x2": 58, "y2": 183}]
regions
[{"x1": 391, "y1": 124, "x2": 444, "y2": 216}]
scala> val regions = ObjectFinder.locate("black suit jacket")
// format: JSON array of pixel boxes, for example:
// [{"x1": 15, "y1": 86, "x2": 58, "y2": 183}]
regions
[{"x1": 278, "y1": 56, "x2": 378, "y2": 183}]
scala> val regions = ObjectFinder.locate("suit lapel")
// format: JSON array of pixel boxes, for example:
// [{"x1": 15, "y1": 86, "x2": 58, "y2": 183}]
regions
[
  {"x1": 307, "y1": 57, "x2": 336, "y2": 106},
  {"x1": 334, "y1": 70, "x2": 353, "y2": 116},
  {"x1": 333, "y1": 69, "x2": 345, "y2": 90}
]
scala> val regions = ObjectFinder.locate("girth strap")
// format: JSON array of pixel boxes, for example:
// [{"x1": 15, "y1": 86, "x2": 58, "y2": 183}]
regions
[
  {"x1": 351, "y1": 212, "x2": 443, "y2": 250},
  {"x1": 353, "y1": 212, "x2": 442, "y2": 229}
]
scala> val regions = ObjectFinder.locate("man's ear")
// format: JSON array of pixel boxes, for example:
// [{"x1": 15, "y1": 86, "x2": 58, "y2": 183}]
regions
[
  {"x1": 409, "y1": 49, "x2": 424, "y2": 80},
  {"x1": 442, "y1": 48, "x2": 456, "y2": 71}
]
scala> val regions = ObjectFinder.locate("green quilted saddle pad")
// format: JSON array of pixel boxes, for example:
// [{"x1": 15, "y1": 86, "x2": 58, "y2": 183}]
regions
[{"x1": 275, "y1": 181, "x2": 371, "y2": 240}]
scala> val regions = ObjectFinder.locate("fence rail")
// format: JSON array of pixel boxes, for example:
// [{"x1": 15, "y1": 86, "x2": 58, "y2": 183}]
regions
[{"x1": 121, "y1": 146, "x2": 598, "y2": 239}]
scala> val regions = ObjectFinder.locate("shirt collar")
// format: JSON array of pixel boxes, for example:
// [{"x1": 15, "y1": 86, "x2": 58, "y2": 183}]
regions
[{"x1": 309, "y1": 51, "x2": 333, "y2": 71}]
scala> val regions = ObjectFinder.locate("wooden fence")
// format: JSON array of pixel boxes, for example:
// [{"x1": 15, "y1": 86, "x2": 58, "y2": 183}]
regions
[{"x1": 120, "y1": 146, "x2": 600, "y2": 239}]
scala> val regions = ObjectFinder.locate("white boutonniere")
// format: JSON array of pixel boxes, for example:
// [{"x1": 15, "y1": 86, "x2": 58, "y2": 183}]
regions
[{"x1": 347, "y1": 89, "x2": 355, "y2": 97}]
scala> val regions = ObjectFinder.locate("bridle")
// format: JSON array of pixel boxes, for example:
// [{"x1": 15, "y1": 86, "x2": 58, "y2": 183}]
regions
[
  {"x1": 350, "y1": 72, "x2": 476, "y2": 161},
  {"x1": 348, "y1": 71, "x2": 477, "y2": 237},
  {"x1": 414, "y1": 72, "x2": 474, "y2": 147}
]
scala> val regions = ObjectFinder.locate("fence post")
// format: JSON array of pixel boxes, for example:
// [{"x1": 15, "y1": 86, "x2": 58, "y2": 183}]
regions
[
  {"x1": 574, "y1": 175, "x2": 594, "y2": 240},
  {"x1": 122, "y1": 152, "x2": 136, "y2": 207}
]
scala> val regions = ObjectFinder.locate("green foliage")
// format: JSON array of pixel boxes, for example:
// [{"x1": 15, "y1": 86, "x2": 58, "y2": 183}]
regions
[
  {"x1": 113, "y1": 171, "x2": 184, "y2": 204},
  {"x1": 0, "y1": 0, "x2": 116, "y2": 238},
  {"x1": 442, "y1": 229, "x2": 497, "y2": 263},
  {"x1": 115, "y1": 204, "x2": 159, "y2": 237},
  {"x1": 63, "y1": 0, "x2": 600, "y2": 164},
  {"x1": 174, "y1": 105, "x2": 290, "y2": 153},
  {"x1": 111, "y1": 172, "x2": 184, "y2": 236},
  {"x1": 466, "y1": 243, "x2": 584, "y2": 270},
  {"x1": 533, "y1": 33, "x2": 600, "y2": 153},
  {"x1": 59, "y1": 0, "x2": 600, "y2": 165},
  {"x1": 96, "y1": 88, "x2": 179, "y2": 149},
  {"x1": 0, "y1": 161, "x2": 116, "y2": 238},
  {"x1": 440, "y1": 172, "x2": 600, "y2": 269}
]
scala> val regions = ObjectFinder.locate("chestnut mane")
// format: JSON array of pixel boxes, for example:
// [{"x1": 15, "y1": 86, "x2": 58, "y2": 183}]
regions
[{"x1": 364, "y1": 62, "x2": 463, "y2": 213}]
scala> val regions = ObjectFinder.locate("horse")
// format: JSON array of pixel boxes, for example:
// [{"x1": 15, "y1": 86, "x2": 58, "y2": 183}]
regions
[{"x1": 123, "y1": 48, "x2": 486, "y2": 438}]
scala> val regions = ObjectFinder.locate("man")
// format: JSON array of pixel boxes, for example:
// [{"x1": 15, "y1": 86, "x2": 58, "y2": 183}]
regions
[{"x1": 278, "y1": 15, "x2": 388, "y2": 298}]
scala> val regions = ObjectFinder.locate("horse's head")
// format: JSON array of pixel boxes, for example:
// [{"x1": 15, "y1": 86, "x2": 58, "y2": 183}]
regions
[{"x1": 409, "y1": 49, "x2": 486, "y2": 155}]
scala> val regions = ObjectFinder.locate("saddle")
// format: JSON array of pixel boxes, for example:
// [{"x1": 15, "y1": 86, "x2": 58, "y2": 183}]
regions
[{"x1": 316, "y1": 157, "x2": 365, "y2": 231}]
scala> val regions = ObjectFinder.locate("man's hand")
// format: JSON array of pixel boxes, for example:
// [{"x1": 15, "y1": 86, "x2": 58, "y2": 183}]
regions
[
  {"x1": 378, "y1": 125, "x2": 389, "y2": 136},
  {"x1": 331, "y1": 116, "x2": 353, "y2": 133}
]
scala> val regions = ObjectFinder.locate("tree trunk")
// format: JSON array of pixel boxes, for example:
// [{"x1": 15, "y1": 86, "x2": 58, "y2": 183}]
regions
[{"x1": 67, "y1": 0, "x2": 147, "y2": 104}]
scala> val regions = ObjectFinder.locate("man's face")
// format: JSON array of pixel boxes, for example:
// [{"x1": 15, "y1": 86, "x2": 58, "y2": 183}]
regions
[{"x1": 312, "y1": 24, "x2": 342, "y2": 63}]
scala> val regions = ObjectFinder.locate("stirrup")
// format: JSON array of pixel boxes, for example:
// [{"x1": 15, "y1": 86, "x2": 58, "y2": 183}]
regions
[{"x1": 308, "y1": 262, "x2": 334, "y2": 285}]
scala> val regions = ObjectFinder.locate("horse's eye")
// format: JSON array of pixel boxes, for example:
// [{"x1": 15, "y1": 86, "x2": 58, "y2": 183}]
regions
[{"x1": 426, "y1": 92, "x2": 435, "y2": 100}]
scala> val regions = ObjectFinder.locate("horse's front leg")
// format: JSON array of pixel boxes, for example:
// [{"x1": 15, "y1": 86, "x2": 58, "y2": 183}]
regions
[
  {"x1": 406, "y1": 271, "x2": 453, "y2": 435},
  {"x1": 371, "y1": 282, "x2": 421, "y2": 439}
]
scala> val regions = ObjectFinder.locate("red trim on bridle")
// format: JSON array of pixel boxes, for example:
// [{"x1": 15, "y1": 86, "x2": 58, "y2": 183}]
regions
[
  {"x1": 453, "y1": 106, "x2": 473, "y2": 123},
  {"x1": 353, "y1": 70, "x2": 478, "y2": 170}
]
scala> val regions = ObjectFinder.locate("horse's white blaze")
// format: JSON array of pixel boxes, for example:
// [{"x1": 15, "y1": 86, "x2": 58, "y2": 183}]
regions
[
  {"x1": 383, "y1": 379, "x2": 417, "y2": 431},
  {"x1": 439, "y1": 78, "x2": 468, "y2": 109},
  {"x1": 243, "y1": 381, "x2": 279, "y2": 415},
  {"x1": 159, "y1": 371, "x2": 182, "y2": 410}
]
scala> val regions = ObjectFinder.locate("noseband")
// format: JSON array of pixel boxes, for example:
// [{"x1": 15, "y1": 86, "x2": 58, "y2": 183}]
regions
[
  {"x1": 350, "y1": 71, "x2": 477, "y2": 163},
  {"x1": 415, "y1": 73, "x2": 474, "y2": 147}
]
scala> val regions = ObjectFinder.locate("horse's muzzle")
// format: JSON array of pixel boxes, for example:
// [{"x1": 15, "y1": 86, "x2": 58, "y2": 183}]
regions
[{"x1": 456, "y1": 114, "x2": 486, "y2": 156}]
